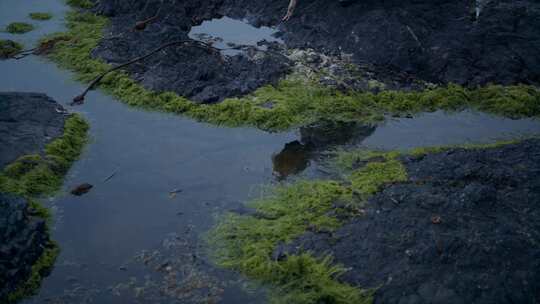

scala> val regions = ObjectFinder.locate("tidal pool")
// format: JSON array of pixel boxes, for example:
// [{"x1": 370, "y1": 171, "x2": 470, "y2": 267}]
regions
[
  {"x1": 1, "y1": 0, "x2": 540, "y2": 303},
  {"x1": 189, "y1": 16, "x2": 282, "y2": 55}
]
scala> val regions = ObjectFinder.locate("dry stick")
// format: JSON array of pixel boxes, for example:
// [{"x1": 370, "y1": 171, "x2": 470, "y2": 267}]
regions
[
  {"x1": 71, "y1": 40, "x2": 288, "y2": 105},
  {"x1": 71, "y1": 39, "x2": 221, "y2": 105},
  {"x1": 134, "y1": 15, "x2": 159, "y2": 31},
  {"x1": 103, "y1": 170, "x2": 117, "y2": 183}
]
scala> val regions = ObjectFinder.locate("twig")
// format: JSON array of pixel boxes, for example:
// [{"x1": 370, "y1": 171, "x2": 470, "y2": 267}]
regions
[
  {"x1": 71, "y1": 40, "x2": 288, "y2": 105},
  {"x1": 70, "y1": 39, "x2": 221, "y2": 105},
  {"x1": 10, "y1": 47, "x2": 37, "y2": 60},
  {"x1": 9, "y1": 36, "x2": 72, "y2": 60},
  {"x1": 406, "y1": 25, "x2": 423, "y2": 50},
  {"x1": 169, "y1": 188, "x2": 183, "y2": 194},
  {"x1": 103, "y1": 170, "x2": 117, "y2": 183}
]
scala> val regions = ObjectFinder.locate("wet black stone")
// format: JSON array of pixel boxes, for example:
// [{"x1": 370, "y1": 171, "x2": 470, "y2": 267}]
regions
[
  {"x1": 279, "y1": 139, "x2": 540, "y2": 304},
  {"x1": 0, "y1": 92, "x2": 67, "y2": 168},
  {"x1": 0, "y1": 193, "x2": 49, "y2": 301},
  {"x1": 93, "y1": 0, "x2": 540, "y2": 97}
]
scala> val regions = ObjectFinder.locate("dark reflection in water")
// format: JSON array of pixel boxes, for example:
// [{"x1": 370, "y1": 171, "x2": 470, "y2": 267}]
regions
[
  {"x1": 273, "y1": 120, "x2": 376, "y2": 179},
  {"x1": 272, "y1": 141, "x2": 310, "y2": 180}
]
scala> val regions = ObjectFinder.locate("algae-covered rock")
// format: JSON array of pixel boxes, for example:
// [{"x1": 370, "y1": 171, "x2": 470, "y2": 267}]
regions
[{"x1": 281, "y1": 139, "x2": 540, "y2": 304}]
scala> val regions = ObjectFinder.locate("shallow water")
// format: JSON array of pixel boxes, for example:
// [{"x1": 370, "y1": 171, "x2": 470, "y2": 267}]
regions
[
  {"x1": 1, "y1": 1, "x2": 540, "y2": 303},
  {"x1": 0, "y1": 0, "x2": 68, "y2": 47},
  {"x1": 189, "y1": 16, "x2": 282, "y2": 55}
]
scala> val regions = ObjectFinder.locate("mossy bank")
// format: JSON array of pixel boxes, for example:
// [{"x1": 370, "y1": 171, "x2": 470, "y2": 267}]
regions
[
  {"x1": 42, "y1": 6, "x2": 540, "y2": 132},
  {"x1": 207, "y1": 139, "x2": 538, "y2": 303},
  {"x1": 207, "y1": 150, "x2": 408, "y2": 303},
  {"x1": 0, "y1": 114, "x2": 89, "y2": 303}
]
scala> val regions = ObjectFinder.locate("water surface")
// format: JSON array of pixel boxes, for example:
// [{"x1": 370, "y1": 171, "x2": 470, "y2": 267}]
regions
[
  {"x1": 1, "y1": 1, "x2": 540, "y2": 303},
  {"x1": 189, "y1": 16, "x2": 282, "y2": 55}
]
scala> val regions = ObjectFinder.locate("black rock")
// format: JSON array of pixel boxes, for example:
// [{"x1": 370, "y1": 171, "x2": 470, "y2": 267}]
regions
[
  {"x1": 0, "y1": 92, "x2": 67, "y2": 168},
  {"x1": 280, "y1": 139, "x2": 540, "y2": 304},
  {"x1": 0, "y1": 193, "x2": 50, "y2": 301},
  {"x1": 93, "y1": 0, "x2": 540, "y2": 96}
]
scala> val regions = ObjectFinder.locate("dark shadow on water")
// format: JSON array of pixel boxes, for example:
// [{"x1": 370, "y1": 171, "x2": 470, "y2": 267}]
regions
[{"x1": 273, "y1": 120, "x2": 376, "y2": 180}]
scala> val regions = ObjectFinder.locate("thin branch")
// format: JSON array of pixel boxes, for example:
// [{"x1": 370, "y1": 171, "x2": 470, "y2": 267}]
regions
[
  {"x1": 71, "y1": 39, "x2": 221, "y2": 105},
  {"x1": 71, "y1": 40, "x2": 289, "y2": 105},
  {"x1": 103, "y1": 170, "x2": 117, "y2": 183},
  {"x1": 10, "y1": 47, "x2": 37, "y2": 60}
]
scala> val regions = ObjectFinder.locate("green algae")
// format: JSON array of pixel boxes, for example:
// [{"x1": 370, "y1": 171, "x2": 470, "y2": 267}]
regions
[
  {"x1": 208, "y1": 139, "x2": 536, "y2": 303},
  {"x1": 0, "y1": 39, "x2": 23, "y2": 58},
  {"x1": 5, "y1": 22, "x2": 35, "y2": 34},
  {"x1": 45, "y1": 10, "x2": 540, "y2": 132},
  {"x1": 0, "y1": 114, "x2": 89, "y2": 196},
  {"x1": 208, "y1": 181, "x2": 372, "y2": 304},
  {"x1": 208, "y1": 150, "x2": 410, "y2": 303},
  {"x1": 408, "y1": 138, "x2": 525, "y2": 157},
  {"x1": 208, "y1": 138, "x2": 535, "y2": 303},
  {"x1": 66, "y1": 0, "x2": 95, "y2": 9},
  {"x1": 0, "y1": 114, "x2": 89, "y2": 303},
  {"x1": 29, "y1": 12, "x2": 53, "y2": 21},
  {"x1": 349, "y1": 158, "x2": 407, "y2": 196}
]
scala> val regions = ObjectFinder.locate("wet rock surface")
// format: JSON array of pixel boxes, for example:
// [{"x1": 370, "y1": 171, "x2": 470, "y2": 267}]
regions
[
  {"x1": 0, "y1": 92, "x2": 66, "y2": 168},
  {"x1": 93, "y1": 0, "x2": 291, "y2": 103},
  {"x1": 221, "y1": 0, "x2": 540, "y2": 86},
  {"x1": 0, "y1": 193, "x2": 49, "y2": 301},
  {"x1": 277, "y1": 139, "x2": 540, "y2": 304},
  {"x1": 92, "y1": 0, "x2": 540, "y2": 101}
]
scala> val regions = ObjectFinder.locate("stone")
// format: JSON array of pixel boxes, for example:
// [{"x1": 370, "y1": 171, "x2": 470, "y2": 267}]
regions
[
  {"x1": 279, "y1": 139, "x2": 540, "y2": 304},
  {"x1": 0, "y1": 92, "x2": 67, "y2": 168},
  {"x1": 0, "y1": 193, "x2": 50, "y2": 301}
]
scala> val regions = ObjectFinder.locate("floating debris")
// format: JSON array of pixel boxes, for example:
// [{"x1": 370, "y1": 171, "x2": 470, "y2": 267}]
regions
[{"x1": 71, "y1": 183, "x2": 93, "y2": 196}]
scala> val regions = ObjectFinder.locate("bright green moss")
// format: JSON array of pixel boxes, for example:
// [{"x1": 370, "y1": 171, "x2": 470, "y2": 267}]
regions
[
  {"x1": 208, "y1": 181, "x2": 371, "y2": 303},
  {"x1": 5, "y1": 22, "x2": 35, "y2": 34},
  {"x1": 0, "y1": 39, "x2": 23, "y2": 58},
  {"x1": 45, "y1": 10, "x2": 540, "y2": 132},
  {"x1": 332, "y1": 150, "x2": 400, "y2": 171},
  {"x1": 29, "y1": 12, "x2": 53, "y2": 20},
  {"x1": 408, "y1": 138, "x2": 523, "y2": 157},
  {"x1": 349, "y1": 158, "x2": 408, "y2": 196},
  {"x1": 208, "y1": 150, "x2": 411, "y2": 303},
  {"x1": 66, "y1": 0, "x2": 95, "y2": 9},
  {"x1": 0, "y1": 114, "x2": 89, "y2": 196}
]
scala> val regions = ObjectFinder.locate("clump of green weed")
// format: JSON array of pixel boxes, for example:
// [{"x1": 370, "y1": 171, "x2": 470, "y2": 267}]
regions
[
  {"x1": 5, "y1": 22, "x2": 35, "y2": 34},
  {"x1": 29, "y1": 12, "x2": 53, "y2": 20}
]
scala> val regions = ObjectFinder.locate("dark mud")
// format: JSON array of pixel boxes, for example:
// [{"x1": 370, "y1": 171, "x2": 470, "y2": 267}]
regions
[
  {"x1": 93, "y1": 0, "x2": 540, "y2": 102},
  {"x1": 277, "y1": 139, "x2": 540, "y2": 304},
  {"x1": 0, "y1": 194, "x2": 50, "y2": 302},
  {"x1": 0, "y1": 92, "x2": 66, "y2": 169}
]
